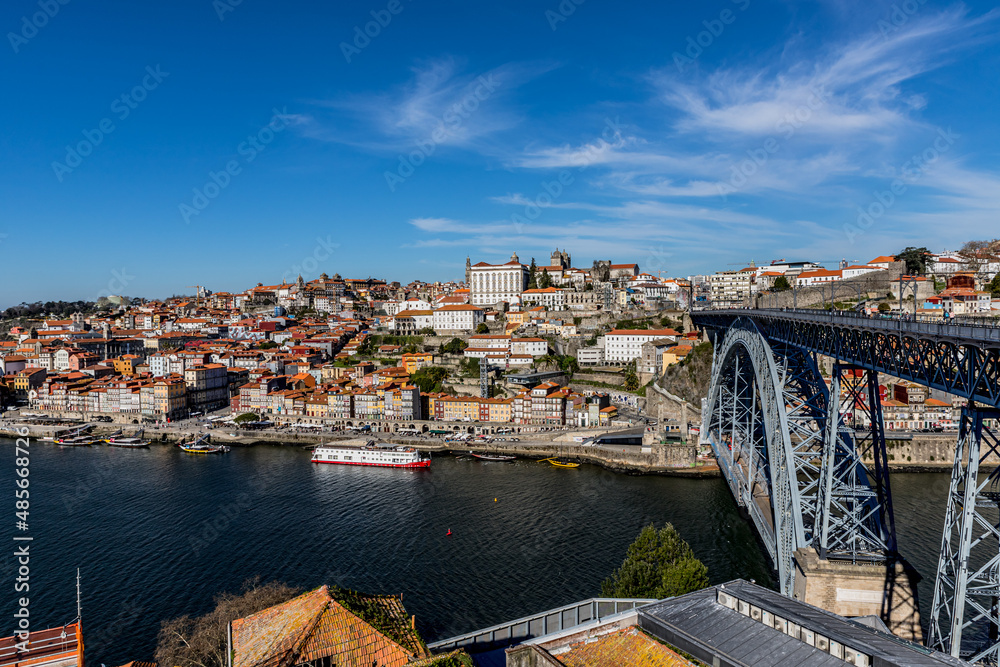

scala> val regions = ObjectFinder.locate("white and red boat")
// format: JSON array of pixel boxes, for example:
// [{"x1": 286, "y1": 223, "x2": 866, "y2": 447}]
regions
[{"x1": 311, "y1": 440, "x2": 430, "y2": 468}]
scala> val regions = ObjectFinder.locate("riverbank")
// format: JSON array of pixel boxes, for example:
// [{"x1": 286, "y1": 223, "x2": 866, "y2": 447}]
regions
[{"x1": 0, "y1": 422, "x2": 718, "y2": 477}]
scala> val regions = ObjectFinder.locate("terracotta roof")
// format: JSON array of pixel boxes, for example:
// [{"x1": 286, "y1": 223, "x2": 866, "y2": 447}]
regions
[
  {"x1": 232, "y1": 586, "x2": 428, "y2": 667},
  {"x1": 606, "y1": 329, "x2": 681, "y2": 336},
  {"x1": 434, "y1": 304, "x2": 483, "y2": 311},
  {"x1": 555, "y1": 626, "x2": 695, "y2": 666}
]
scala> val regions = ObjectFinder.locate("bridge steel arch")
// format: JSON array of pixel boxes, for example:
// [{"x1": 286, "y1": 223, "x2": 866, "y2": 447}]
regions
[
  {"x1": 696, "y1": 307, "x2": 1000, "y2": 660},
  {"x1": 702, "y1": 318, "x2": 895, "y2": 597}
]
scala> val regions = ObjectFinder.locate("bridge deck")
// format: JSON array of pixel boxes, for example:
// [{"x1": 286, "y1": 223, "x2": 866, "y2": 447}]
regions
[{"x1": 692, "y1": 308, "x2": 1000, "y2": 409}]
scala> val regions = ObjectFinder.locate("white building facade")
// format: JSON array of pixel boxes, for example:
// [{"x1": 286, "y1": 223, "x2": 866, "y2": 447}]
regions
[
  {"x1": 467, "y1": 253, "x2": 529, "y2": 307},
  {"x1": 602, "y1": 329, "x2": 680, "y2": 364}
]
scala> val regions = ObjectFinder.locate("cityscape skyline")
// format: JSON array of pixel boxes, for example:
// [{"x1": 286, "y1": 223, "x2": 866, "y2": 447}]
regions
[{"x1": 4, "y1": 0, "x2": 1000, "y2": 307}]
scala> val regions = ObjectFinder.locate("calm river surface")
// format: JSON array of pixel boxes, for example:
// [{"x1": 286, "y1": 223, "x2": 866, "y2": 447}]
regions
[{"x1": 0, "y1": 440, "x2": 949, "y2": 665}]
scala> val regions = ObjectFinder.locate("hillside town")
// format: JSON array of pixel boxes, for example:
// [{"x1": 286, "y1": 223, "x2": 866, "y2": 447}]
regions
[{"x1": 1, "y1": 244, "x2": 998, "y2": 434}]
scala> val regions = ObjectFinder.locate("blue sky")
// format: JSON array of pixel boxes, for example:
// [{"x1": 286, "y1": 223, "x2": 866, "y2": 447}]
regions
[{"x1": 3, "y1": 0, "x2": 1000, "y2": 307}]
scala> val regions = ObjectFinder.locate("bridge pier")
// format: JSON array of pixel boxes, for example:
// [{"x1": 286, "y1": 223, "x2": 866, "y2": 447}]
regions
[{"x1": 793, "y1": 547, "x2": 922, "y2": 641}]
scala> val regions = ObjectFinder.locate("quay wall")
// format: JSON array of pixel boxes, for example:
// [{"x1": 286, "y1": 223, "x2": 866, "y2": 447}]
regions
[{"x1": 0, "y1": 423, "x2": 713, "y2": 477}]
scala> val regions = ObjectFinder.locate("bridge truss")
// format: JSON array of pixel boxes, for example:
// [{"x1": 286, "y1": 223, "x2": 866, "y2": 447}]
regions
[
  {"x1": 697, "y1": 309, "x2": 1000, "y2": 662},
  {"x1": 703, "y1": 319, "x2": 895, "y2": 595}
]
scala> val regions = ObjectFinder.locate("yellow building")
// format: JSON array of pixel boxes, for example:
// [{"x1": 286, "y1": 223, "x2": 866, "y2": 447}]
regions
[
  {"x1": 483, "y1": 398, "x2": 513, "y2": 422},
  {"x1": 112, "y1": 354, "x2": 143, "y2": 375},
  {"x1": 401, "y1": 353, "x2": 433, "y2": 375},
  {"x1": 662, "y1": 345, "x2": 692, "y2": 368},
  {"x1": 506, "y1": 311, "x2": 530, "y2": 326},
  {"x1": 436, "y1": 396, "x2": 481, "y2": 421},
  {"x1": 153, "y1": 377, "x2": 188, "y2": 419}
]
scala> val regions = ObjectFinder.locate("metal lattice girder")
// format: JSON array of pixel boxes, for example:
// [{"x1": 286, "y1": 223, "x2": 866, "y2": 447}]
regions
[
  {"x1": 480, "y1": 356, "x2": 488, "y2": 398},
  {"x1": 816, "y1": 365, "x2": 896, "y2": 563},
  {"x1": 692, "y1": 309, "x2": 1000, "y2": 409},
  {"x1": 928, "y1": 406, "x2": 1000, "y2": 664},
  {"x1": 704, "y1": 319, "x2": 807, "y2": 595}
]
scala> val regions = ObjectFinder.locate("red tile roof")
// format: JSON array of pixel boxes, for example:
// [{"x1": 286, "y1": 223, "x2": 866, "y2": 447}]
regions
[{"x1": 555, "y1": 626, "x2": 695, "y2": 666}]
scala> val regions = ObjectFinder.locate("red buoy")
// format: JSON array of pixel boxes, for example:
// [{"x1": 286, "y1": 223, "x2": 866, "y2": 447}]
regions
[{"x1": 446, "y1": 529, "x2": 452, "y2": 536}]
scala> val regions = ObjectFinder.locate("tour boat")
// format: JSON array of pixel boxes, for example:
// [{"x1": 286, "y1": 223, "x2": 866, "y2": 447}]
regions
[
  {"x1": 541, "y1": 457, "x2": 579, "y2": 468},
  {"x1": 311, "y1": 440, "x2": 430, "y2": 468},
  {"x1": 470, "y1": 452, "x2": 516, "y2": 462}
]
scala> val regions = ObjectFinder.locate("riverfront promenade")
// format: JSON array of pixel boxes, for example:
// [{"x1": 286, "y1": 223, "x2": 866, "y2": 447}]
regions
[{"x1": 0, "y1": 418, "x2": 718, "y2": 476}]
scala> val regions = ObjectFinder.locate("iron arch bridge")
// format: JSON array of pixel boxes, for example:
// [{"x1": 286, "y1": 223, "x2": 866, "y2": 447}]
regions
[{"x1": 693, "y1": 308, "x2": 1000, "y2": 664}]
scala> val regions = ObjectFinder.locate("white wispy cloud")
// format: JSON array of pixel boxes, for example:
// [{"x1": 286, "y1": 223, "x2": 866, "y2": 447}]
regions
[{"x1": 291, "y1": 57, "x2": 558, "y2": 153}]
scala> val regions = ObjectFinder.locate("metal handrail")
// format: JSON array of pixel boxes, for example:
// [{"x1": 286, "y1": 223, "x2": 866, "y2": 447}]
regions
[{"x1": 427, "y1": 597, "x2": 655, "y2": 652}]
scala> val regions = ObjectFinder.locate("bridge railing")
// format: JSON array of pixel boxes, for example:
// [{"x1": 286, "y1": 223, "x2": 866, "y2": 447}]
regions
[
  {"x1": 693, "y1": 307, "x2": 1000, "y2": 344},
  {"x1": 426, "y1": 597, "x2": 655, "y2": 653}
]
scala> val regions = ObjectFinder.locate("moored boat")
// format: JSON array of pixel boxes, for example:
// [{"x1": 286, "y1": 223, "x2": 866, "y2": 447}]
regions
[
  {"x1": 104, "y1": 437, "x2": 150, "y2": 448},
  {"x1": 311, "y1": 439, "x2": 430, "y2": 468},
  {"x1": 179, "y1": 435, "x2": 229, "y2": 454},
  {"x1": 541, "y1": 457, "x2": 579, "y2": 468},
  {"x1": 55, "y1": 436, "x2": 95, "y2": 446},
  {"x1": 470, "y1": 452, "x2": 516, "y2": 462}
]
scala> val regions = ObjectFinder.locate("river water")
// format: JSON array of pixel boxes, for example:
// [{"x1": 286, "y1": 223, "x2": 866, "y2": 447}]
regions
[{"x1": 0, "y1": 440, "x2": 950, "y2": 665}]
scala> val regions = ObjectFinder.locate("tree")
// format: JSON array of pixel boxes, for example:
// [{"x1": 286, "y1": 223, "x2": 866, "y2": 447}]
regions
[
  {"x1": 623, "y1": 361, "x2": 639, "y2": 392},
  {"x1": 258, "y1": 341, "x2": 278, "y2": 350},
  {"x1": 475, "y1": 322, "x2": 490, "y2": 334},
  {"x1": 772, "y1": 275, "x2": 791, "y2": 292},
  {"x1": 439, "y1": 337, "x2": 467, "y2": 355},
  {"x1": 539, "y1": 269, "x2": 552, "y2": 289},
  {"x1": 527, "y1": 258, "x2": 538, "y2": 289},
  {"x1": 233, "y1": 412, "x2": 259, "y2": 424},
  {"x1": 895, "y1": 247, "x2": 931, "y2": 275},
  {"x1": 959, "y1": 240, "x2": 1000, "y2": 278},
  {"x1": 410, "y1": 366, "x2": 449, "y2": 393},
  {"x1": 878, "y1": 302, "x2": 890, "y2": 313},
  {"x1": 990, "y1": 273, "x2": 1000, "y2": 298},
  {"x1": 601, "y1": 524, "x2": 708, "y2": 599},
  {"x1": 556, "y1": 354, "x2": 579, "y2": 378},
  {"x1": 156, "y1": 578, "x2": 302, "y2": 667}
]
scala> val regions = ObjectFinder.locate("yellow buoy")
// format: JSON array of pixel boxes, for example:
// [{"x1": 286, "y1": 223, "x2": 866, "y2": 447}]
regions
[{"x1": 494, "y1": 498, "x2": 497, "y2": 502}]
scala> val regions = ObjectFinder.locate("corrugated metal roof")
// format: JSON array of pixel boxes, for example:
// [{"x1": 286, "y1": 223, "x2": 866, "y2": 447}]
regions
[{"x1": 639, "y1": 581, "x2": 971, "y2": 667}]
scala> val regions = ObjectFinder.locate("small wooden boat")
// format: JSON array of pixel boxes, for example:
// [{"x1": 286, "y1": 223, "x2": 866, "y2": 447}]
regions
[
  {"x1": 56, "y1": 436, "x2": 95, "y2": 447},
  {"x1": 541, "y1": 457, "x2": 579, "y2": 468},
  {"x1": 105, "y1": 437, "x2": 150, "y2": 448},
  {"x1": 470, "y1": 452, "x2": 516, "y2": 462},
  {"x1": 179, "y1": 435, "x2": 229, "y2": 454}
]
